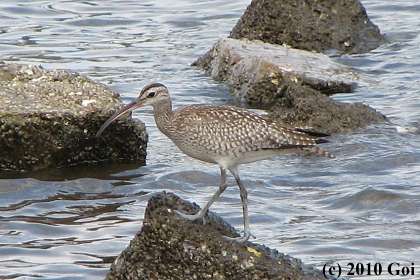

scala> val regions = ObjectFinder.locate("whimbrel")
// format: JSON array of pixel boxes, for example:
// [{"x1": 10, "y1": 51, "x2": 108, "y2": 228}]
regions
[{"x1": 96, "y1": 83, "x2": 333, "y2": 243}]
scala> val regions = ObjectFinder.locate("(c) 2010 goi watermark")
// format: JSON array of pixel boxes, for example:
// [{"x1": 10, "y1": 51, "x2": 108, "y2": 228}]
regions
[{"x1": 322, "y1": 262, "x2": 415, "y2": 278}]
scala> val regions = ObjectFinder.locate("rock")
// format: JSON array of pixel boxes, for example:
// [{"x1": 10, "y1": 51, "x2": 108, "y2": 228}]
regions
[
  {"x1": 105, "y1": 192, "x2": 331, "y2": 280},
  {"x1": 194, "y1": 38, "x2": 356, "y2": 104},
  {"x1": 193, "y1": 38, "x2": 386, "y2": 133},
  {"x1": 229, "y1": 0, "x2": 387, "y2": 55},
  {"x1": 267, "y1": 79, "x2": 387, "y2": 134},
  {"x1": 0, "y1": 61, "x2": 147, "y2": 171}
]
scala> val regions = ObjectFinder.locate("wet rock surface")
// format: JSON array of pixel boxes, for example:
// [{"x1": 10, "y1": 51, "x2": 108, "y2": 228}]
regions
[
  {"x1": 193, "y1": 38, "x2": 386, "y2": 134},
  {"x1": 105, "y1": 192, "x2": 331, "y2": 280},
  {"x1": 0, "y1": 61, "x2": 147, "y2": 171},
  {"x1": 267, "y1": 79, "x2": 387, "y2": 134},
  {"x1": 229, "y1": 0, "x2": 387, "y2": 55}
]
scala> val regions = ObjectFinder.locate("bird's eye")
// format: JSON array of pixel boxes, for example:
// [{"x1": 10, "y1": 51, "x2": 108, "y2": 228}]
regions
[{"x1": 147, "y1": 91, "x2": 156, "y2": 98}]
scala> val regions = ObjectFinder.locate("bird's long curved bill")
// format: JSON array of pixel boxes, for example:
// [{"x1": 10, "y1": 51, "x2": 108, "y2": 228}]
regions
[{"x1": 95, "y1": 100, "x2": 139, "y2": 137}]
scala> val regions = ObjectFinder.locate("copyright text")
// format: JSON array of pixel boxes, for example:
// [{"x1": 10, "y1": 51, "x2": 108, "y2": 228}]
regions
[{"x1": 322, "y1": 262, "x2": 415, "y2": 278}]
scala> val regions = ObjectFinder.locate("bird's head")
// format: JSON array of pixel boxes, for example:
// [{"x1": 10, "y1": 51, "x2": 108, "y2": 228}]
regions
[
  {"x1": 136, "y1": 83, "x2": 169, "y2": 107},
  {"x1": 95, "y1": 83, "x2": 168, "y2": 137}
]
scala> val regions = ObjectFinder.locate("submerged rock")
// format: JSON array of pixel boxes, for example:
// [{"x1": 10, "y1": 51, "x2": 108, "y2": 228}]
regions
[
  {"x1": 0, "y1": 61, "x2": 147, "y2": 171},
  {"x1": 105, "y1": 192, "x2": 330, "y2": 280},
  {"x1": 193, "y1": 38, "x2": 386, "y2": 133},
  {"x1": 229, "y1": 0, "x2": 387, "y2": 54}
]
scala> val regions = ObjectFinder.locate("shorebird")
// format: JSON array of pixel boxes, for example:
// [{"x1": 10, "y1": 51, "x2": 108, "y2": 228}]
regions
[{"x1": 96, "y1": 83, "x2": 333, "y2": 243}]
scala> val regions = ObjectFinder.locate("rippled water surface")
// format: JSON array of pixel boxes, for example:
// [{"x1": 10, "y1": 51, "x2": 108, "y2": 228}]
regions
[{"x1": 1, "y1": 1, "x2": 420, "y2": 279}]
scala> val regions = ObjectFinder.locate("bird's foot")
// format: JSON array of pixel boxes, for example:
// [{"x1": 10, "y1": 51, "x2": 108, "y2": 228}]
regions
[
  {"x1": 174, "y1": 209, "x2": 206, "y2": 224},
  {"x1": 223, "y1": 231, "x2": 255, "y2": 243}
]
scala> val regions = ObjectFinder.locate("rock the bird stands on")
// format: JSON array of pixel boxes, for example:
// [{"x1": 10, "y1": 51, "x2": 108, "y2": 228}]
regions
[{"x1": 96, "y1": 83, "x2": 334, "y2": 243}]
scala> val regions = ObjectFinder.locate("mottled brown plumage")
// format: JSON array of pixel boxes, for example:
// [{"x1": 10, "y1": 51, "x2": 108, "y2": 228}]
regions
[
  {"x1": 96, "y1": 83, "x2": 333, "y2": 243},
  {"x1": 166, "y1": 104, "x2": 333, "y2": 163}
]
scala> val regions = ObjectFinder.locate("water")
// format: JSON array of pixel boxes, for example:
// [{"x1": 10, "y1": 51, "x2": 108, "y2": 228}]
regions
[{"x1": 1, "y1": 1, "x2": 420, "y2": 279}]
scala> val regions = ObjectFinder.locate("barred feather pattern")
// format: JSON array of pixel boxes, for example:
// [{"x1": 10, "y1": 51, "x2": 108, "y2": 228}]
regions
[{"x1": 155, "y1": 104, "x2": 333, "y2": 168}]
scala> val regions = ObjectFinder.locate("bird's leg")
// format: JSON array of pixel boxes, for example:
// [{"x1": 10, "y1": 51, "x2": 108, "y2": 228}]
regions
[
  {"x1": 174, "y1": 167, "x2": 228, "y2": 222},
  {"x1": 224, "y1": 166, "x2": 252, "y2": 243}
]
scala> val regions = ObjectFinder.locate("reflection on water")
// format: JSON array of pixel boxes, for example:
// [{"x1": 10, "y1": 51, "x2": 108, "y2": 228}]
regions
[
  {"x1": 0, "y1": 161, "x2": 146, "y2": 181},
  {"x1": 1, "y1": 0, "x2": 420, "y2": 279}
]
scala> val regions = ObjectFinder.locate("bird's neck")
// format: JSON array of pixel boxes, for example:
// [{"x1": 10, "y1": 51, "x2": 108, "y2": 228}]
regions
[{"x1": 153, "y1": 100, "x2": 173, "y2": 136}]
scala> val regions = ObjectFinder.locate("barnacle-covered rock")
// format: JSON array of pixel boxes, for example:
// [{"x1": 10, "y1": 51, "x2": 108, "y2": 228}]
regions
[
  {"x1": 229, "y1": 0, "x2": 387, "y2": 54},
  {"x1": 0, "y1": 61, "x2": 147, "y2": 171},
  {"x1": 106, "y1": 192, "x2": 330, "y2": 280}
]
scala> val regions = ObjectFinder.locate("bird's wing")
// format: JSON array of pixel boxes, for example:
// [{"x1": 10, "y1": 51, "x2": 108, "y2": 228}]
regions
[{"x1": 170, "y1": 105, "x2": 321, "y2": 150}]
